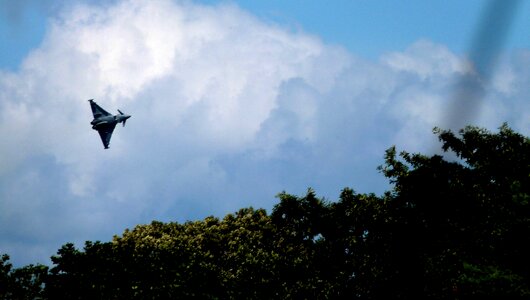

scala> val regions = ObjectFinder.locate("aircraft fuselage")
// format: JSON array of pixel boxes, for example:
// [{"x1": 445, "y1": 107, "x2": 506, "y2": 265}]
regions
[
  {"x1": 91, "y1": 114, "x2": 130, "y2": 129},
  {"x1": 88, "y1": 99, "x2": 131, "y2": 149}
]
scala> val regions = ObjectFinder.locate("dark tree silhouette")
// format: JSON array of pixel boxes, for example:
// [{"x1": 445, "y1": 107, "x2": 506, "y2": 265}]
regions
[{"x1": 2, "y1": 124, "x2": 529, "y2": 299}]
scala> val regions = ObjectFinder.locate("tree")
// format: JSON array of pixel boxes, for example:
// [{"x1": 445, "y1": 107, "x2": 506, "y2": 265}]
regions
[
  {"x1": 0, "y1": 254, "x2": 12, "y2": 298},
  {"x1": 0, "y1": 254, "x2": 48, "y2": 300},
  {"x1": 45, "y1": 208, "x2": 281, "y2": 299},
  {"x1": 270, "y1": 190, "x2": 331, "y2": 298},
  {"x1": 4, "y1": 124, "x2": 529, "y2": 298},
  {"x1": 375, "y1": 124, "x2": 530, "y2": 298}
]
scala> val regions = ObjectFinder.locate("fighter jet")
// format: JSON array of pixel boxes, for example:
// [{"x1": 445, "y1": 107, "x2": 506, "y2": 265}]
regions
[{"x1": 88, "y1": 99, "x2": 131, "y2": 149}]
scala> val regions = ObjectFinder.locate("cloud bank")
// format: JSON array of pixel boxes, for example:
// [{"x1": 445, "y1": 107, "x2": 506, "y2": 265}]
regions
[{"x1": 1, "y1": 0, "x2": 529, "y2": 265}]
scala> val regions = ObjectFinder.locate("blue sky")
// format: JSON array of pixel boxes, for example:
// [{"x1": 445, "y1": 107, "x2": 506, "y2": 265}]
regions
[
  {"x1": 3, "y1": 1, "x2": 529, "y2": 69},
  {"x1": 1, "y1": 0, "x2": 529, "y2": 266}
]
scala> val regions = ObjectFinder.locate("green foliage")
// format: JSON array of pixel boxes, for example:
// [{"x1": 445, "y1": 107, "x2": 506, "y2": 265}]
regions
[
  {"x1": 0, "y1": 254, "x2": 11, "y2": 298},
  {"x1": 373, "y1": 124, "x2": 530, "y2": 298},
  {"x1": 44, "y1": 208, "x2": 281, "y2": 299},
  {"x1": 3, "y1": 124, "x2": 529, "y2": 298},
  {"x1": 459, "y1": 263, "x2": 530, "y2": 297},
  {"x1": 0, "y1": 254, "x2": 48, "y2": 300}
]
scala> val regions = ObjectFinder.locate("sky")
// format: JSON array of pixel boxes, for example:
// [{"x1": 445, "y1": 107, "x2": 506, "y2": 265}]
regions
[{"x1": 1, "y1": 0, "x2": 529, "y2": 266}]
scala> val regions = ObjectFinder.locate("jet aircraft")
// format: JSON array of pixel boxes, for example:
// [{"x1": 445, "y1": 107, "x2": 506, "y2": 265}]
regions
[{"x1": 88, "y1": 99, "x2": 131, "y2": 149}]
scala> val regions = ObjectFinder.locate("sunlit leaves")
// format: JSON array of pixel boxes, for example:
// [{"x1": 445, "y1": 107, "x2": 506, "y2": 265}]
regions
[{"x1": 3, "y1": 124, "x2": 529, "y2": 298}]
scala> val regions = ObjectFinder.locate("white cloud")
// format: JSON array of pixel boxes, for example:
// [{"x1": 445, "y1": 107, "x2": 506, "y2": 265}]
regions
[
  {"x1": 381, "y1": 40, "x2": 471, "y2": 79},
  {"x1": 1, "y1": 0, "x2": 529, "y2": 266}
]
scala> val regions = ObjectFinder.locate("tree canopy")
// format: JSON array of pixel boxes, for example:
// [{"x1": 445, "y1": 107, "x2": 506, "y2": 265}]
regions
[{"x1": 1, "y1": 124, "x2": 529, "y2": 299}]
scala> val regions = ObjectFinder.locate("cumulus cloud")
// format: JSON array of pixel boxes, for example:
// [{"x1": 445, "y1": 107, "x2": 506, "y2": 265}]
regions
[
  {"x1": 1, "y1": 0, "x2": 529, "y2": 265},
  {"x1": 381, "y1": 40, "x2": 471, "y2": 79}
]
